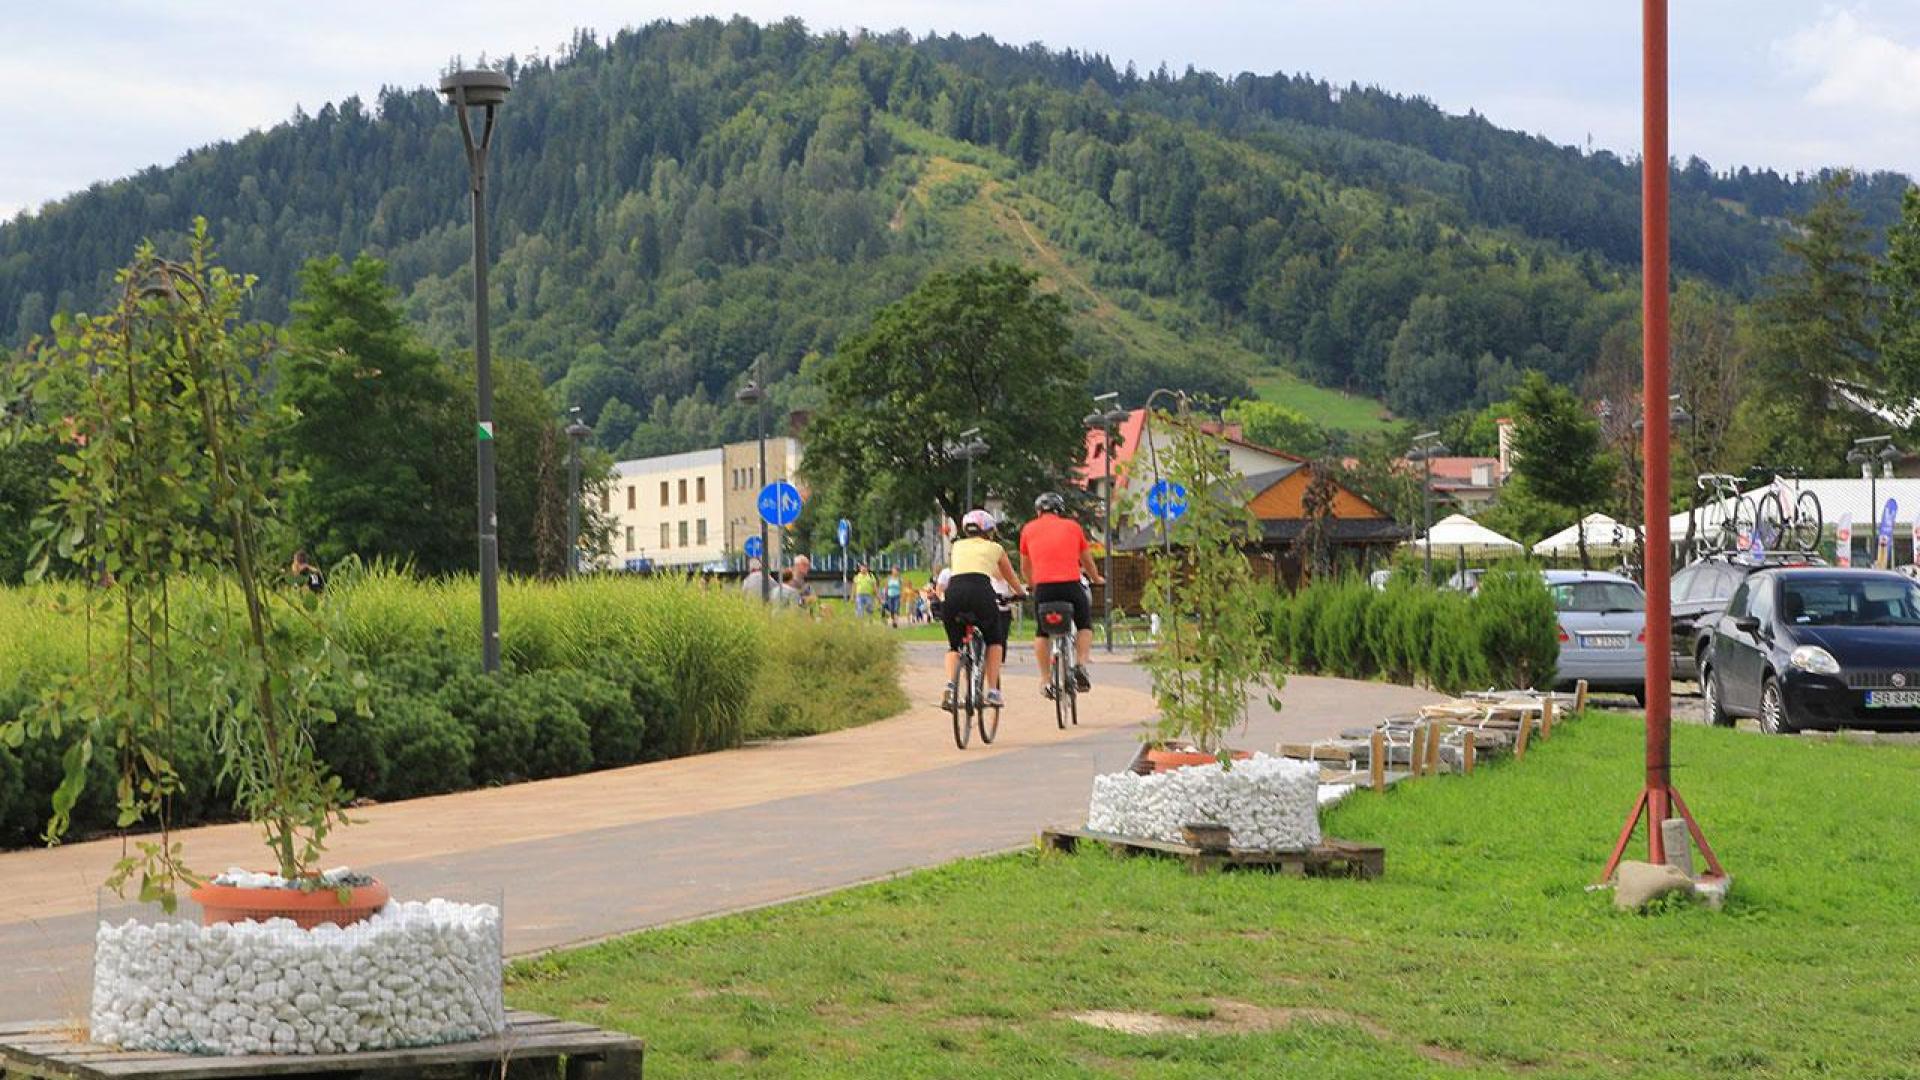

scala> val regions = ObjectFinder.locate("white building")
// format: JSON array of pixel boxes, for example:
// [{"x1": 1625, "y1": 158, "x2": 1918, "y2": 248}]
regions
[{"x1": 600, "y1": 448, "x2": 726, "y2": 570}]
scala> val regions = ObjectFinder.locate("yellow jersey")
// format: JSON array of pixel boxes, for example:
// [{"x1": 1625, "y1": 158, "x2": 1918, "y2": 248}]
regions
[{"x1": 949, "y1": 537, "x2": 1006, "y2": 579}]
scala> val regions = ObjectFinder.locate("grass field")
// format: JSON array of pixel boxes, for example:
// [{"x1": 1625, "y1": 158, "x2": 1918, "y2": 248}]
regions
[
  {"x1": 1250, "y1": 368, "x2": 1397, "y2": 434},
  {"x1": 506, "y1": 714, "x2": 1920, "y2": 1077}
]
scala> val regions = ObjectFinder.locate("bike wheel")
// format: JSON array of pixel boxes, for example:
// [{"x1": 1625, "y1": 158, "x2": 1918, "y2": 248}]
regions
[
  {"x1": 1066, "y1": 678, "x2": 1079, "y2": 726},
  {"x1": 1793, "y1": 490, "x2": 1824, "y2": 553},
  {"x1": 1755, "y1": 492, "x2": 1785, "y2": 549},
  {"x1": 978, "y1": 689, "x2": 1000, "y2": 744},
  {"x1": 1052, "y1": 644, "x2": 1069, "y2": 730},
  {"x1": 951, "y1": 649, "x2": 972, "y2": 750}
]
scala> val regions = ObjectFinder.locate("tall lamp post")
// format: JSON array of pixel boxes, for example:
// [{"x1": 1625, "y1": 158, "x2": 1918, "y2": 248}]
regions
[
  {"x1": 954, "y1": 428, "x2": 989, "y2": 511},
  {"x1": 1848, "y1": 436, "x2": 1900, "y2": 565},
  {"x1": 1084, "y1": 392, "x2": 1130, "y2": 652},
  {"x1": 736, "y1": 353, "x2": 771, "y2": 603},
  {"x1": 1406, "y1": 431, "x2": 1448, "y2": 583},
  {"x1": 1599, "y1": 0, "x2": 1725, "y2": 886},
  {"x1": 441, "y1": 68, "x2": 511, "y2": 673},
  {"x1": 564, "y1": 407, "x2": 592, "y2": 578}
]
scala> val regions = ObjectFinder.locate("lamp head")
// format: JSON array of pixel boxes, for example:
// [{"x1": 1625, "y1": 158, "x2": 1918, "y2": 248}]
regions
[{"x1": 440, "y1": 69, "x2": 512, "y2": 107}]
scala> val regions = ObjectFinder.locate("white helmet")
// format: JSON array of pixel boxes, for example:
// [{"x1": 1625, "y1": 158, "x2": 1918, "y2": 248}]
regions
[{"x1": 961, "y1": 509, "x2": 997, "y2": 536}]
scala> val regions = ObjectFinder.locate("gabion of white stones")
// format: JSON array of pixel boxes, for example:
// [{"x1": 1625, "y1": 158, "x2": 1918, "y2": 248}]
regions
[
  {"x1": 91, "y1": 898, "x2": 504, "y2": 1056},
  {"x1": 1087, "y1": 753, "x2": 1323, "y2": 851}
]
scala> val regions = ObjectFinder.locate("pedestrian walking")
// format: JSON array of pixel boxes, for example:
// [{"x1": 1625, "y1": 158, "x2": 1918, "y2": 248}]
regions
[
  {"x1": 852, "y1": 563, "x2": 877, "y2": 618},
  {"x1": 741, "y1": 558, "x2": 768, "y2": 601},
  {"x1": 883, "y1": 568, "x2": 904, "y2": 627},
  {"x1": 289, "y1": 550, "x2": 326, "y2": 594}
]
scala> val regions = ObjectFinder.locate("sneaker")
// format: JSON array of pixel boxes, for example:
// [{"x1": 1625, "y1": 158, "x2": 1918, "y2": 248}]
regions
[
  {"x1": 986, "y1": 688, "x2": 1004, "y2": 708},
  {"x1": 1042, "y1": 684, "x2": 1058, "y2": 701},
  {"x1": 940, "y1": 682, "x2": 956, "y2": 709},
  {"x1": 1072, "y1": 665, "x2": 1093, "y2": 692}
]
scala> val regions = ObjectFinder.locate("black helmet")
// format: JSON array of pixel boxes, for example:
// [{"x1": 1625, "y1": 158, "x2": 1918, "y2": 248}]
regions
[{"x1": 1034, "y1": 492, "x2": 1066, "y2": 515}]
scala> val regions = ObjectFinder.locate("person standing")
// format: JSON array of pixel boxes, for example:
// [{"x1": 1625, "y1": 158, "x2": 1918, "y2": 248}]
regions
[
  {"x1": 852, "y1": 563, "x2": 877, "y2": 618},
  {"x1": 741, "y1": 558, "x2": 768, "y2": 601},
  {"x1": 289, "y1": 550, "x2": 326, "y2": 594},
  {"x1": 884, "y1": 568, "x2": 904, "y2": 627},
  {"x1": 1019, "y1": 493, "x2": 1103, "y2": 696}
]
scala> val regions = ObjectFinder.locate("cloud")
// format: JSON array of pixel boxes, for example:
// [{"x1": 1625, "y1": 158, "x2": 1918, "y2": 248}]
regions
[{"x1": 1777, "y1": 8, "x2": 1920, "y2": 115}]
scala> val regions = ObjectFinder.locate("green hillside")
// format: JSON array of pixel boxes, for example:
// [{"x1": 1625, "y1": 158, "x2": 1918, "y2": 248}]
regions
[{"x1": 0, "y1": 18, "x2": 1905, "y2": 453}]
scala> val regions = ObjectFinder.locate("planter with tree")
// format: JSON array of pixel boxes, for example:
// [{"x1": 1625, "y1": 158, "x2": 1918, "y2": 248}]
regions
[{"x1": 0, "y1": 226, "x2": 503, "y2": 1055}]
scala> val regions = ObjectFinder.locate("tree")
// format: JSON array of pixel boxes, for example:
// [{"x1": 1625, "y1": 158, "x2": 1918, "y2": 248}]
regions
[
  {"x1": 1507, "y1": 371, "x2": 1612, "y2": 560},
  {"x1": 276, "y1": 256, "x2": 468, "y2": 574},
  {"x1": 1227, "y1": 400, "x2": 1329, "y2": 457},
  {"x1": 1874, "y1": 184, "x2": 1920, "y2": 415},
  {"x1": 1736, "y1": 172, "x2": 1881, "y2": 473},
  {"x1": 804, "y1": 262, "x2": 1089, "y2": 527},
  {"x1": 0, "y1": 431, "x2": 55, "y2": 584}
]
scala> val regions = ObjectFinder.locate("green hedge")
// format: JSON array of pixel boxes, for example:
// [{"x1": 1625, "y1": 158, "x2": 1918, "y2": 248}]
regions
[
  {"x1": 0, "y1": 570, "x2": 903, "y2": 848},
  {"x1": 1261, "y1": 565, "x2": 1558, "y2": 694}
]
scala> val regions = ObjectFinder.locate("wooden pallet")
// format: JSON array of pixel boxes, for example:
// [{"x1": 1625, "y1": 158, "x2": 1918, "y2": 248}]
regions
[
  {"x1": 0, "y1": 1011, "x2": 641, "y2": 1079},
  {"x1": 1040, "y1": 827, "x2": 1384, "y2": 879}
]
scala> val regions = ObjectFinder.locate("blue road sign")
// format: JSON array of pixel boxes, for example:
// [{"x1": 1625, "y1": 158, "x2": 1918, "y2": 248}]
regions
[
  {"x1": 744, "y1": 535, "x2": 765, "y2": 561},
  {"x1": 758, "y1": 481, "x2": 803, "y2": 527},
  {"x1": 837, "y1": 518, "x2": 852, "y2": 547},
  {"x1": 1147, "y1": 480, "x2": 1189, "y2": 522}
]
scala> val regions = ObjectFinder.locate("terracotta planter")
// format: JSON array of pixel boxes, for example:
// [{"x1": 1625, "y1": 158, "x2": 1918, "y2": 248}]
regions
[
  {"x1": 190, "y1": 878, "x2": 391, "y2": 930},
  {"x1": 1135, "y1": 743, "x2": 1254, "y2": 774}
]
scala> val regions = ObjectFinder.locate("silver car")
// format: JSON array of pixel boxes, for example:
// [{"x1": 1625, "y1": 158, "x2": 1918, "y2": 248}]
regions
[{"x1": 1544, "y1": 569, "x2": 1647, "y2": 704}]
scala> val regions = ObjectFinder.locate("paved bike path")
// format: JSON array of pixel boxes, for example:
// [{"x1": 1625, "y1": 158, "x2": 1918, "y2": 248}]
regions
[{"x1": 0, "y1": 648, "x2": 1439, "y2": 1023}]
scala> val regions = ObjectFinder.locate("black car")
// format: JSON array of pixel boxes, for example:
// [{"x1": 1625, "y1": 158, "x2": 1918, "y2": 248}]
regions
[
  {"x1": 1701, "y1": 568, "x2": 1920, "y2": 733},
  {"x1": 1668, "y1": 554, "x2": 1823, "y2": 682}
]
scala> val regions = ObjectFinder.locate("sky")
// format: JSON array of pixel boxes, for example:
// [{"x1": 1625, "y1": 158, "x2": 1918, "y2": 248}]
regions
[{"x1": 4, "y1": 1, "x2": 1920, "y2": 222}]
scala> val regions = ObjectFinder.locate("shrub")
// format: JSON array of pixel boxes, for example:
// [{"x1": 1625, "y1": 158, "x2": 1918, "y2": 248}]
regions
[
  {"x1": 1426, "y1": 592, "x2": 1490, "y2": 694},
  {"x1": 1313, "y1": 577, "x2": 1377, "y2": 678},
  {"x1": 1473, "y1": 564, "x2": 1561, "y2": 690},
  {"x1": 747, "y1": 615, "x2": 905, "y2": 740}
]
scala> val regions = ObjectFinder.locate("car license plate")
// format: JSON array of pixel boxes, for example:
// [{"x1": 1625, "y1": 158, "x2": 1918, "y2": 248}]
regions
[
  {"x1": 1867, "y1": 690, "x2": 1920, "y2": 708},
  {"x1": 1581, "y1": 634, "x2": 1628, "y2": 650}
]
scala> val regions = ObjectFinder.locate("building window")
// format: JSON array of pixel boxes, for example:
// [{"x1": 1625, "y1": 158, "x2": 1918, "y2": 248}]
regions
[
  {"x1": 624, "y1": 526, "x2": 634, "y2": 553},
  {"x1": 678, "y1": 478, "x2": 688, "y2": 504},
  {"x1": 659, "y1": 481, "x2": 669, "y2": 506},
  {"x1": 679, "y1": 520, "x2": 689, "y2": 547},
  {"x1": 697, "y1": 519, "x2": 708, "y2": 545},
  {"x1": 660, "y1": 523, "x2": 671, "y2": 548},
  {"x1": 697, "y1": 476, "x2": 706, "y2": 503}
]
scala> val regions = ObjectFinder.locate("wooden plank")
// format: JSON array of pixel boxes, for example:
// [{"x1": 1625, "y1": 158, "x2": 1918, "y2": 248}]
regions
[
  {"x1": 1541, "y1": 696, "x2": 1556, "y2": 740},
  {"x1": 1424, "y1": 721, "x2": 1441, "y2": 774},
  {"x1": 1514, "y1": 708, "x2": 1533, "y2": 760},
  {"x1": 1574, "y1": 679, "x2": 1589, "y2": 714},
  {"x1": 0, "y1": 1013, "x2": 643, "y2": 1080},
  {"x1": 1040, "y1": 827, "x2": 1384, "y2": 880},
  {"x1": 1368, "y1": 731, "x2": 1385, "y2": 793},
  {"x1": 1462, "y1": 730, "x2": 1476, "y2": 775},
  {"x1": 571, "y1": 1046, "x2": 644, "y2": 1080}
]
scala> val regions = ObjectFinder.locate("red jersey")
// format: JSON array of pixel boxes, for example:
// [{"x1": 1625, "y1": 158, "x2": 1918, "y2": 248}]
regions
[{"x1": 1020, "y1": 514, "x2": 1089, "y2": 585}]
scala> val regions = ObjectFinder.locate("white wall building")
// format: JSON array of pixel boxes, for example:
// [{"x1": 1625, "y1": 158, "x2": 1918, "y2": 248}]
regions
[{"x1": 600, "y1": 448, "x2": 726, "y2": 569}]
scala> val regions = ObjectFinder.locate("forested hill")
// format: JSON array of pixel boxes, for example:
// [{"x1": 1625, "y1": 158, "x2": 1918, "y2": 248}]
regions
[{"x1": 0, "y1": 18, "x2": 1908, "y2": 455}]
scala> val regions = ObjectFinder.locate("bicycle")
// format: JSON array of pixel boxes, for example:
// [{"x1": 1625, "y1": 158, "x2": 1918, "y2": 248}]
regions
[
  {"x1": 1691, "y1": 474, "x2": 1756, "y2": 559},
  {"x1": 948, "y1": 613, "x2": 999, "y2": 749},
  {"x1": 1038, "y1": 601, "x2": 1079, "y2": 730},
  {"x1": 1752, "y1": 471, "x2": 1823, "y2": 554}
]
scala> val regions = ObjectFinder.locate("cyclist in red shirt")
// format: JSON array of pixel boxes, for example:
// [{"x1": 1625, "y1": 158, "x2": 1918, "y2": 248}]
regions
[{"x1": 1019, "y1": 492, "x2": 1104, "y2": 696}]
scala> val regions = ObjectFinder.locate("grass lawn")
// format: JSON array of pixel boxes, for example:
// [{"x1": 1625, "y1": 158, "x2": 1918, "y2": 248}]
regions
[
  {"x1": 506, "y1": 715, "x2": 1920, "y2": 1078},
  {"x1": 1251, "y1": 368, "x2": 1395, "y2": 434}
]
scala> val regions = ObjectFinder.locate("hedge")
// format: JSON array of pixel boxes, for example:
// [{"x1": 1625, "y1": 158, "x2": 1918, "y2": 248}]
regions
[
  {"x1": 1260, "y1": 565, "x2": 1558, "y2": 694},
  {"x1": 0, "y1": 570, "x2": 903, "y2": 848}
]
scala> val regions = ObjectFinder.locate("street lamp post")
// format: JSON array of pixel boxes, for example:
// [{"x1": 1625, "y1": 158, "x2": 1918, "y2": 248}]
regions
[
  {"x1": 564, "y1": 407, "x2": 593, "y2": 578},
  {"x1": 1406, "y1": 432, "x2": 1448, "y2": 583},
  {"x1": 953, "y1": 427, "x2": 988, "y2": 512},
  {"x1": 441, "y1": 68, "x2": 511, "y2": 673},
  {"x1": 1084, "y1": 392, "x2": 1129, "y2": 652},
  {"x1": 1849, "y1": 436, "x2": 1900, "y2": 565},
  {"x1": 736, "y1": 353, "x2": 771, "y2": 603}
]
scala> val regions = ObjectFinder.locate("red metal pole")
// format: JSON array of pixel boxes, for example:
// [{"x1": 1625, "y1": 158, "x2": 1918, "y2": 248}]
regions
[{"x1": 1641, "y1": 0, "x2": 1673, "y2": 864}]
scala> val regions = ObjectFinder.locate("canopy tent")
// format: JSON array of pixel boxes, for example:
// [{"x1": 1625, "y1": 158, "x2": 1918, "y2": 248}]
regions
[
  {"x1": 1532, "y1": 512, "x2": 1643, "y2": 558},
  {"x1": 1404, "y1": 514, "x2": 1524, "y2": 558}
]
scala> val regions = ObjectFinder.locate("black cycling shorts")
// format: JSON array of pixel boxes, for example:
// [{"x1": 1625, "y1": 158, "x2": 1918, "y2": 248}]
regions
[
  {"x1": 1032, "y1": 581, "x2": 1092, "y2": 632},
  {"x1": 942, "y1": 575, "x2": 1008, "y2": 650}
]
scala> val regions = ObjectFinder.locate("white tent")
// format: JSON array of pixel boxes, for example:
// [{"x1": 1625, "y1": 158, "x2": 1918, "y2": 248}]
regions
[
  {"x1": 1532, "y1": 512, "x2": 1642, "y2": 558},
  {"x1": 1405, "y1": 513, "x2": 1525, "y2": 557}
]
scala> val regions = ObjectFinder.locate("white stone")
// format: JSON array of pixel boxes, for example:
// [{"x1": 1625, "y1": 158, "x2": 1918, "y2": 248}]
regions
[
  {"x1": 90, "y1": 899, "x2": 504, "y2": 1056},
  {"x1": 1086, "y1": 753, "x2": 1323, "y2": 852}
]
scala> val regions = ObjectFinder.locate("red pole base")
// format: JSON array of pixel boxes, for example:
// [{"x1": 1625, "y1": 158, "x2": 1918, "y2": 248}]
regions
[{"x1": 1596, "y1": 783, "x2": 1725, "y2": 884}]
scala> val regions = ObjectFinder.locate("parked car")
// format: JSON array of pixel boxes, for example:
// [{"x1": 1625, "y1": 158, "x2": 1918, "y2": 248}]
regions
[
  {"x1": 1443, "y1": 568, "x2": 1486, "y2": 594},
  {"x1": 1668, "y1": 554, "x2": 1824, "y2": 682},
  {"x1": 1544, "y1": 570, "x2": 1647, "y2": 703},
  {"x1": 1701, "y1": 568, "x2": 1920, "y2": 733}
]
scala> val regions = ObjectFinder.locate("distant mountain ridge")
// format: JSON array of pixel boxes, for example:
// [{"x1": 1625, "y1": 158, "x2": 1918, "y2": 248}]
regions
[{"x1": 1, "y1": 17, "x2": 1907, "y2": 453}]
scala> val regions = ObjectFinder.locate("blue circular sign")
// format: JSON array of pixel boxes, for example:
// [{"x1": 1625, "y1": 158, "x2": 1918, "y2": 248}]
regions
[
  {"x1": 837, "y1": 518, "x2": 852, "y2": 547},
  {"x1": 1147, "y1": 480, "x2": 1189, "y2": 522},
  {"x1": 758, "y1": 481, "x2": 803, "y2": 526},
  {"x1": 744, "y1": 535, "x2": 765, "y2": 560}
]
